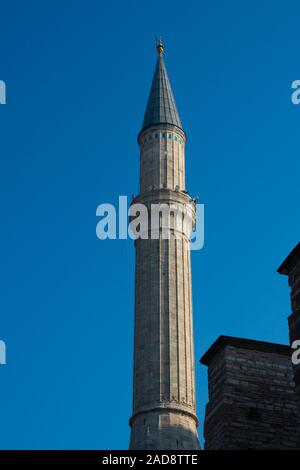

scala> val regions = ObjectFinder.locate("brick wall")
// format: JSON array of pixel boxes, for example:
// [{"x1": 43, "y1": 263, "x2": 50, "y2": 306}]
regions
[
  {"x1": 278, "y1": 243, "x2": 300, "y2": 405},
  {"x1": 200, "y1": 336, "x2": 300, "y2": 449}
]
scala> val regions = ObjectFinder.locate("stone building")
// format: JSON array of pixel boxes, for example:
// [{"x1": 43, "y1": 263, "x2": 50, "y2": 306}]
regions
[
  {"x1": 200, "y1": 336, "x2": 299, "y2": 449},
  {"x1": 278, "y1": 242, "x2": 300, "y2": 405},
  {"x1": 200, "y1": 242, "x2": 300, "y2": 450},
  {"x1": 129, "y1": 40, "x2": 200, "y2": 450}
]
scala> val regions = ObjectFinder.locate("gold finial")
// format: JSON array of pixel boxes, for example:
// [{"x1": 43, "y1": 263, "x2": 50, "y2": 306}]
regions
[{"x1": 156, "y1": 37, "x2": 163, "y2": 56}]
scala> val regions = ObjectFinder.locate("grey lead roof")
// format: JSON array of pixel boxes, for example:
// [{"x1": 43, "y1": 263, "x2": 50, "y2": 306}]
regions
[{"x1": 141, "y1": 56, "x2": 182, "y2": 132}]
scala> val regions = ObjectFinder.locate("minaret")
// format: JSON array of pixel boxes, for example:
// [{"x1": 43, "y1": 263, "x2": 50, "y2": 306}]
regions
[{"x1": 129, "y1": 40, "x2": 200, "y2": 450}]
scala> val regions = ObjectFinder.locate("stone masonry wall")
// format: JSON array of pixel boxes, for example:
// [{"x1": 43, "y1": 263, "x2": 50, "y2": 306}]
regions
[
  {"x1": 201, "y1": 339, "x2": 300, "y2": 450},
  {"x1": 287, "y1": 259, "x2": 300, "y2": 401},
  {"x1": 278, "y1": 242, "x2": 300, "y2": 440}
]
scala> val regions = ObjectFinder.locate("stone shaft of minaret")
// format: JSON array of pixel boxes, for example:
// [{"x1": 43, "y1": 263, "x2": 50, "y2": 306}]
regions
[{"x1": 129, "y1": 41, "x2": 200, "y2": 450}]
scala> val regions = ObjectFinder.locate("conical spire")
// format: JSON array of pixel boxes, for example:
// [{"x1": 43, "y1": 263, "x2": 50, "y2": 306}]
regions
[{"x1": 141, "y1": 40, "x2": 182, "y2": 132}]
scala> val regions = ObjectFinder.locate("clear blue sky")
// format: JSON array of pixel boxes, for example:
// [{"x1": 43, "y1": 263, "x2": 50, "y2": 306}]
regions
[{"x1": 0, "y1": 0, "x2": 299, "y2": 449}]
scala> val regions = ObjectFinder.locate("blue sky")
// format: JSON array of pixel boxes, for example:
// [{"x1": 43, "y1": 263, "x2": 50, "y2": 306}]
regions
[{"x1": 0, "y1": 0, "x2": 299, "y2": 449}]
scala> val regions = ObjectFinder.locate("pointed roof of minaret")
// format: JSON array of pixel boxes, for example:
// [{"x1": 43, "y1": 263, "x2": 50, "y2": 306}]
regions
[{"x1": 141, "y1": 39, "x2": 183, "y2": 133}]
